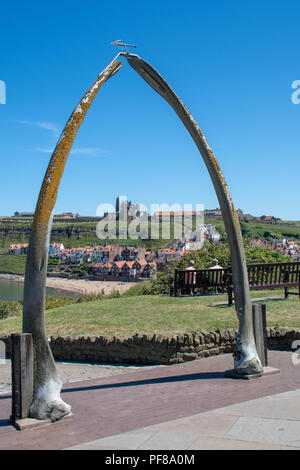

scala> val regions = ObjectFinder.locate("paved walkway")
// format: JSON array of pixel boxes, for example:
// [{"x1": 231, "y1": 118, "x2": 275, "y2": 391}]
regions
[
  {"x1": 212, "y1": 295, "x2": 283, "y2": 306},
  {"x1": 67, "y1": 388, "x2": 300, "y2": 450},
  {"x1": 1, "y1": 350, "x2": 300, "y2": 450}
]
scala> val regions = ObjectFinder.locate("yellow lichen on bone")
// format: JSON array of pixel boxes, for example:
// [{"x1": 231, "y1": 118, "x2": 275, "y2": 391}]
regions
[{"x1": 32, "y1": 59, "x2": 122, "y2": 231}]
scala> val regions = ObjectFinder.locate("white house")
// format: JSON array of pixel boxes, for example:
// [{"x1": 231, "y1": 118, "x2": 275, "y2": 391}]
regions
[{"x1": 49, "y1": 242, "x2": 64, "y2": 257}]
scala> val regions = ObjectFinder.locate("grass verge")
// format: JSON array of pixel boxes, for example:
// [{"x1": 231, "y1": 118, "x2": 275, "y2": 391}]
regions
[
  {"x1": 0, "y1": 289, "x2": 299, "y2": 338},
  {"x1": 0, "y1": 255, "x2": 26, "y2": 275}
]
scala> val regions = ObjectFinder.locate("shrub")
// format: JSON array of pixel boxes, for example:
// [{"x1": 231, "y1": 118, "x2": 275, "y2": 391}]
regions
[
  {"x1": 71, "y1": 268, "x2": 88, "y2": 278},
  {"x1": 0, "y1": 300, "x2": 23, "y2": 319},
  {"x1": 173, "y1": 242, "x2": 231, "y2": 270},
  {"x1": 124, "y1": 274, "x2": 170, "y2": 296},
  {"x1": 77, "y1": 290, "x2": 105, "y2": 303},
  {"x1": 47, "y1": 258, "x2": 60, "y2": 266},
  {"x1": 76, "y1": 289, "x2": 122, "y2": 303},
  {"x1": 107, "y1": 290, "x2": 121, "y2": 299},
  {"x1": 45, "y1": 296, "x2": 76, "y2": 310},
  {"x1": 174, "y1": 242, "x2": 289, "y2": 271}
]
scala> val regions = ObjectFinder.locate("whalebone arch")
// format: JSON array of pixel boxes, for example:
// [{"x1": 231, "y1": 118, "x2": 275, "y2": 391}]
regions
[{"x1": 23, "y1": 53, "x2": 262, "y2": 422}]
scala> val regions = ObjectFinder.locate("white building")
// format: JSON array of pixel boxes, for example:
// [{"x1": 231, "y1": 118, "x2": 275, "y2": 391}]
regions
[
  {"x1": 49, "y1": 243, "x2": 64, "y2": 257},
  {"x1": 205, "y1": 224, "x2": 220, "y2": 243},
  {"x1": 182, "y1": 225, "x2": 205, "y2": 251}
]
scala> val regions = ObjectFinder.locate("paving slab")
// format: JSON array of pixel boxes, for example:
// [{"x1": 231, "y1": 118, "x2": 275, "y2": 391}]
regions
[
  {"x1": 225, "y1": 416, "x2": 300, "y2": 448},
  {"x1": 188, "y1": 436, "x2": 283, "y2": 450},
  {"x1": 207, "y1": 395, "x2": 300, "y2": 420},
  {"x1": 141, "y1": 412, "x2": 238, "y2": 437},
  {"x1": 137, "y1": 431, "x2": 198, "y2": 450},
  {"x1": 73, "y1": 430, "x2": 155, "y2": 450}
]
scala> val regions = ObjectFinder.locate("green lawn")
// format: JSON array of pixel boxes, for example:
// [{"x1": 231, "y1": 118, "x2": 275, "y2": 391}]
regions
[
  {"x1": 1, "y1": 289, "x2": 299, "y2": 338},
  {"x1": 0, "y1": 254, "x2": 26, "y2": 275}
]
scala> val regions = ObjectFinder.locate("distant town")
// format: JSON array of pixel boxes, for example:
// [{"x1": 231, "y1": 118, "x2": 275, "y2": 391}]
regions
[
  {"x1": 7, "y1": 222, "x2": 221, "y2": 280},
  {"x1": 5, "y1": 196, "x2": 300, "y2": 282},
  {"x1": 8, "y1": 230, "x2": 300, "y2": 281}
]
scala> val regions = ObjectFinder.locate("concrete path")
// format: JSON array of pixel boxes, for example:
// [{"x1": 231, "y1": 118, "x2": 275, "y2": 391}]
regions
[
  {"x1": 212, "y1": 295, "x2": 283, "y2": 306},
  {"x1": 66, "y1": 388, "x2": 300, "y2": 450},
  {"x1": 1, "y1": 350, "x2": 300, "y2": 450}
]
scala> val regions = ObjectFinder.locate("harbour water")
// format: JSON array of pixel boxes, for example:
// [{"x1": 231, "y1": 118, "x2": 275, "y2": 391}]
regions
[{"x1": 0, "y1": 278, "x2": 74, "y2": 301}]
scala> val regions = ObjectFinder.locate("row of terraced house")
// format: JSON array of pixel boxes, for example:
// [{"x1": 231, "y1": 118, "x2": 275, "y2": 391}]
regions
[
  {"x1": 8, "y1": 243, "x2": 30, "y2": 255},
  {"x1": 9, "y1": 242, "x2": 65, "y2": 256},
  {"x1": 8, "y1": 242, "x2": 186, "y2": 278},
  {"x1": 9, "y1": 242, "x2": 185, "y2": 264},
  {"x1": 90, "y1": 259, "x2": 155, "y2": 279},
  {"x1": 56, "y1": 244, "x2": 149, "y2": 263},
  {"x1": 56, "y1": 244, "x2": 157, "y2": 278}
]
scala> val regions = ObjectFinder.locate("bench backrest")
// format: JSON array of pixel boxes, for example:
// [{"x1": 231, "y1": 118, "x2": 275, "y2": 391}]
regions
[
  {"x1": 246, "y1": 261, "x2": 300, "y2": 288},
  {"x1": 174, "y1": 268, "x2": 229, "y2": 288},
  {"x1": 174, "y1": 262, "x2": 300, "y2": 289}
]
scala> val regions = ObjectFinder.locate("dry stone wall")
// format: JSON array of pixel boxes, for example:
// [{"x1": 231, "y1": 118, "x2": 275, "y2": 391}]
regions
[{"x1": 2, "y1": 327, "x2": 300, "y2": 365}]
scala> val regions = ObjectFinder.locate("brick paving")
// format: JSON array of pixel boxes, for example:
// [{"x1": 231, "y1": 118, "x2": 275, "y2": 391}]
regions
[{"x1": 0, "y1": 350, "x2": 299, "y2": 450}]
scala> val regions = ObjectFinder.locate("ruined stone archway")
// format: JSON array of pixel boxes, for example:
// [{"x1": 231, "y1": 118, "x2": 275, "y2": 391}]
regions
[{"x1": 23, "y1": 52, "x2": 262, "y2": 421}]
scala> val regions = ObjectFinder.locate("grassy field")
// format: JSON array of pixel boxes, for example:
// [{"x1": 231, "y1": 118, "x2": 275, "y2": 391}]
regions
[
  {"x1": 205, "y1": 218, "x2": 300, "y2": 240},
  {"x1": 0, "y1": 254, "x2": 26, "y2": 274},
  {"x1": 0, "y1": 289, "x2": 299, "y2": 337},
  {"x1": 0, "y1": 219, "x2": 172, "y2": 250}
]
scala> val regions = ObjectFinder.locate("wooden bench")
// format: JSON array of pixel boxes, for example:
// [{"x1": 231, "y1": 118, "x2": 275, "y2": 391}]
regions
[
  {"x1": 170, "y1": 267, "x2": 230, "y2": 297},
  {"x1": 170, "y1": 261, "x2": 300, "y2": 305},
  {"x1": 227, "y1": 261, "x2": 300, "y2": 305}
]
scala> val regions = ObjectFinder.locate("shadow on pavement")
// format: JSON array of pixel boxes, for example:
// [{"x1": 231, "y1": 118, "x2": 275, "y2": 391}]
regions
[
  {"x1": 0, "y1": 418, "x2": 11, "y2": 427},
  {"x1": 61, "y1": 370, "x2": 226, "y2": 394}
]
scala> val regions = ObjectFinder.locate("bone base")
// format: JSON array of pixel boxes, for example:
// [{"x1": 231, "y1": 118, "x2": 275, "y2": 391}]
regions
[
  {"x1": 12, "y1": 412, "x2": 74, "y2": 431},
  {"x1": 233, "y1": 333, "x2": 264, "y2": 375},
  {"x1": 225, "y1": 366, "x2": 280, "y2": 380},
  {"x1": 235, "y1": 357, "x2": 264, "y2": 376},
  {"x1": 29, "y1": 377, "x2": 71, "y2": 421}
]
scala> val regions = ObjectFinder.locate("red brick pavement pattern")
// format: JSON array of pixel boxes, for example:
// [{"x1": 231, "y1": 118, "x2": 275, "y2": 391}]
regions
[{"x1": 0, "y1": 351, "x2": 299, "y2": 450}]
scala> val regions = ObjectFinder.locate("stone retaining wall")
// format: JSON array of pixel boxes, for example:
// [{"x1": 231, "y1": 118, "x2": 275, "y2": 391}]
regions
[{"x1": 1, "y1": 327, "x2": 300, "y2": 365}]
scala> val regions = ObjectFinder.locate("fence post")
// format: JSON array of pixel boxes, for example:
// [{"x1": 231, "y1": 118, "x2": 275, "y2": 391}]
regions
[
  {"x1": 252, "y1": 303, "x2": 268, "y2": 367},
  {"x1": 11, "y1": 333, "x2": 33, "y2": 423},
  {"x1": 228, "y1": 287, "x2": 233, "y2": 306},
  {"x1": 174, "y1": 269, "x2": 178, "y2": 297}
]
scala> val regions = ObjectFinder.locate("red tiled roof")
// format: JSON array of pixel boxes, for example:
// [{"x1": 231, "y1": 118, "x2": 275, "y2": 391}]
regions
[
  {"x1": 92, "y1": 262, "x2": 112, "y2": 268},
  {"x1": 126, "y1": 261, "x2": 135, "y2": 268},
  {"x1": 113, "y1": 261, "x2": 128, "y2": 268},
  {"x1": 135, "y1": 259, "x2": 147, "y2": 266},
  {"x1": 9, "y1": 243, "x2": 28, "y2": 250}
]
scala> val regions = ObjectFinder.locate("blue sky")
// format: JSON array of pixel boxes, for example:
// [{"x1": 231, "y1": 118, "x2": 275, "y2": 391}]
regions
[{"x1": 0, "y1": 0, "x2": 299, "y2": 220}]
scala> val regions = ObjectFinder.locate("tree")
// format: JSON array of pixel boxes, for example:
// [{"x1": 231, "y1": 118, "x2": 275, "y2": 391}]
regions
[{"x1": 169, "y1": 242, "x2": 290, "y2": 273}]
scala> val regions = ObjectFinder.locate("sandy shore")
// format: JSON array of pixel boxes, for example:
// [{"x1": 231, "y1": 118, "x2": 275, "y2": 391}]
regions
[
  {"x1": 0, "y1": 273, "x2": 138, "y2": 296},
  {"x1": 45, "y1": 277, "x2": 138, "y2": 296}
]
